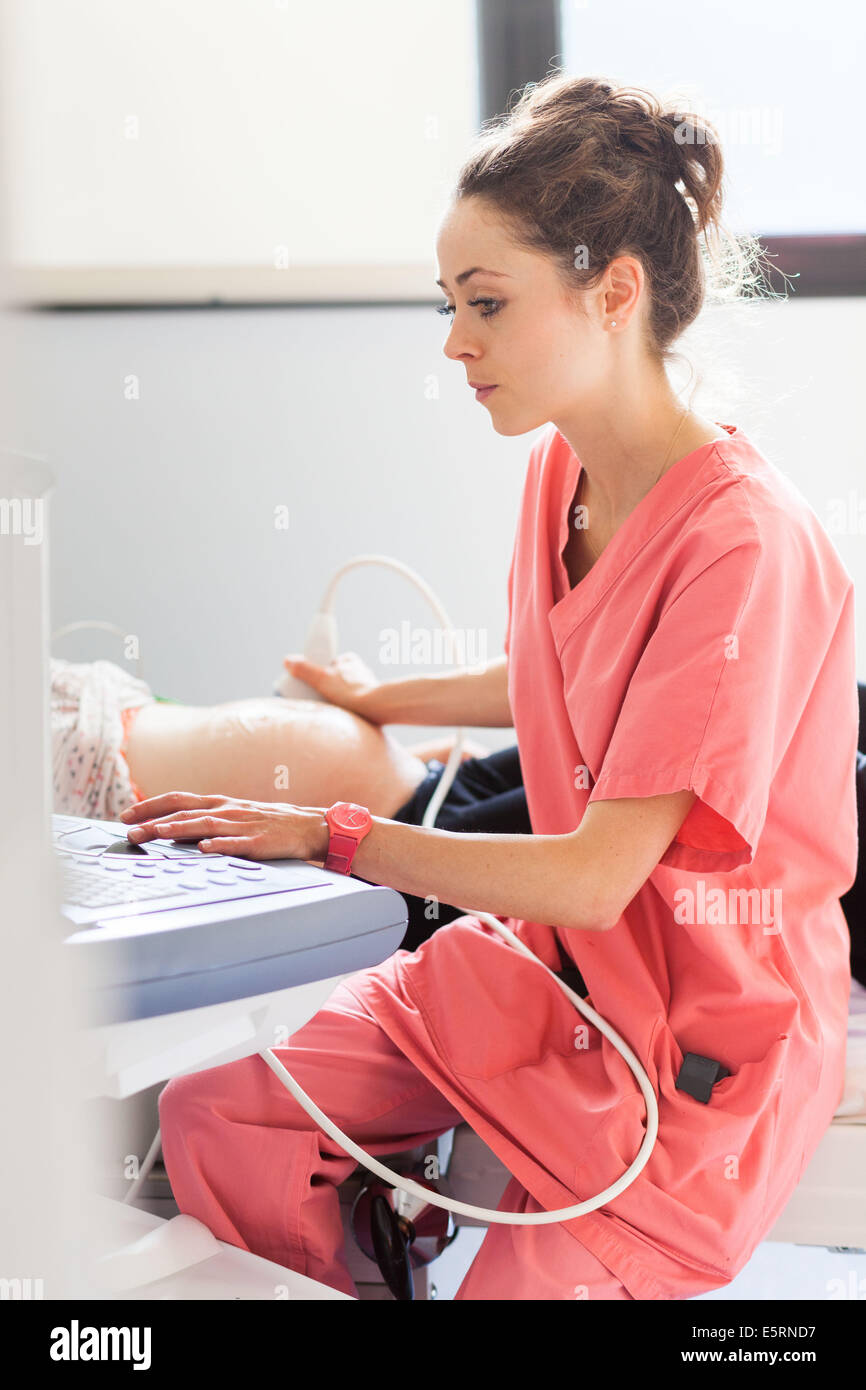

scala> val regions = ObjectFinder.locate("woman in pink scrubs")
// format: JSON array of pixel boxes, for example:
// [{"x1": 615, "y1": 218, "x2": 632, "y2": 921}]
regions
[{"x1": 121, "y1": 75, "x2": 858, "y2": 1299}]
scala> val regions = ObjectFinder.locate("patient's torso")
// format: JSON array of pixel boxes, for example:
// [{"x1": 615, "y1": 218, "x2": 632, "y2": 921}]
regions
[{"x1": 124, "y1": 696, "x2": 427, "y2": 817}]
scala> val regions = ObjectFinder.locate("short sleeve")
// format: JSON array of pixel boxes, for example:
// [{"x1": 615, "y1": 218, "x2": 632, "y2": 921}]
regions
[{"x1": 586, "y1": 539, "x2": 820, "y2": 873}]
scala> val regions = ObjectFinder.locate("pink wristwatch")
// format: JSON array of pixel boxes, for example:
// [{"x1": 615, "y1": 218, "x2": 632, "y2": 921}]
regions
[{"x1": 324, "y1": 801, "x2": 373, "y2": 874}]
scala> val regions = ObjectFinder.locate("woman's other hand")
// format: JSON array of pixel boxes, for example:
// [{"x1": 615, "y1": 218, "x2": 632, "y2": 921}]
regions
[
  {"x1": 283, "y1": 651, "x2": 383, "y2": 721},
  {"x1": 118, "y1": 792, "x2": 329, "y2": 862}
]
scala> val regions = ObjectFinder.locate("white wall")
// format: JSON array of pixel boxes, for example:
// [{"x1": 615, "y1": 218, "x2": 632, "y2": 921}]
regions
[{"x1": 8, "y1": 293, "x2": 866, "y2": 750}]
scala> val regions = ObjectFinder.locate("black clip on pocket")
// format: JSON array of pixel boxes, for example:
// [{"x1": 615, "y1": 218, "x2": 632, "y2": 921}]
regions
[{"x1": 675, "y1": 1052, "x2": 731, "y2": 1104}]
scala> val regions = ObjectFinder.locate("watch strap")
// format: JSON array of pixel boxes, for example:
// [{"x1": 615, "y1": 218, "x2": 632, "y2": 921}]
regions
[{"x1": 324, "y1": 829, "x2": 361, "y2": 875}]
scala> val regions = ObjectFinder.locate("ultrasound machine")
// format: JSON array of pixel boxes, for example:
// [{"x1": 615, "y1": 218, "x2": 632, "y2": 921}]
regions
[{"x1": 56, "y1": 809, "x2": 407, "y2": 1297}]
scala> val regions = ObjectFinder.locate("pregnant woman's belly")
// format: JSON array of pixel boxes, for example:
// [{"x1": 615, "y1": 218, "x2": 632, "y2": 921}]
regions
[{"x1": 124, "y1": 697, "x2": 428, "y2": 818}]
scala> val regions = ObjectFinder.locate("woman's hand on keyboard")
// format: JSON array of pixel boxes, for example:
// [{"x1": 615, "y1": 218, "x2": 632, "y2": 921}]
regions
[
  {"x1": 118, "y1": 792, "x2": 330, "y2": 862},
  {"x1": 283, "y1": 650, "x2": 383, "y2": 721}
]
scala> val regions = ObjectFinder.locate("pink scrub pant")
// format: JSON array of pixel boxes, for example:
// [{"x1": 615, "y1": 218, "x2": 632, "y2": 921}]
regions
[{"x1": 158, "y1": 978, "x2": 633, "y2": 1301}]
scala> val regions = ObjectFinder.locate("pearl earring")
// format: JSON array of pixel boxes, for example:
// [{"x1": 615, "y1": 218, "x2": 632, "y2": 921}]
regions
[{"x1": 610, "y1": 320, "x2": 617, "y2": 328}]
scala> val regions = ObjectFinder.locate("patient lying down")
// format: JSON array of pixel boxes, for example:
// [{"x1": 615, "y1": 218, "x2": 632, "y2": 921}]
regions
[
  {"x1": 125, "y1": 696, "x2": 443, "y2": 817},
  {"x1": 50, "y1": 653, "x2": 485, "y2": 823}
]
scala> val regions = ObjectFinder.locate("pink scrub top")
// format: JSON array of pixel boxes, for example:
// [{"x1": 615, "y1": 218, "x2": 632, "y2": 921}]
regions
[{"x1": 344, "y1": 421, "x2": 858, "y2": 1298}]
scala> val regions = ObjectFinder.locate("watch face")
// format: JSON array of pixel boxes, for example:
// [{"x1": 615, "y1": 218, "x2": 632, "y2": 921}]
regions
[{"x1": 332, "y1": 802, "x2": 370, "y2": 833}]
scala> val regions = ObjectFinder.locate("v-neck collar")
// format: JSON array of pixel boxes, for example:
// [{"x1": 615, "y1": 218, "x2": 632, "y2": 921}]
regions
[{"x1": 549, "y1": 422, "x2": 744, "y2": 651}]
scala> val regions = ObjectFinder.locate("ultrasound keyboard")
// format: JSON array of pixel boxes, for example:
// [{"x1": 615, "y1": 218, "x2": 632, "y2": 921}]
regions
[
  {"x1": 54, "y1": 814, "x2": 303, "y2": 927},
  {"x1": 54, "y1": 813, "x2": 408, "y2": 1025}
]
